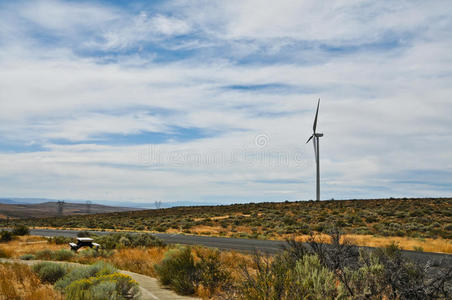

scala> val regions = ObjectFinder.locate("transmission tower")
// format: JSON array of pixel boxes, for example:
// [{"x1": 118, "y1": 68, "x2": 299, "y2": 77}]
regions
[
  {"x1": 57, "y1": 201, "x2": 64, "y2": 216},
  {"x1": 154, "y1": 200, "x2": 162, "y2": 209}
]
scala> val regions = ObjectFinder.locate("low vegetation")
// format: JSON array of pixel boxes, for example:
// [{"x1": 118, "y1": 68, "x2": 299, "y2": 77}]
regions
[
  {"x1": 7, "y1": 198, "x2": 451, "y2": 252},
  {"x1": 153, "y1": 246, "x2": 230, "y2": 295},
  {"x1": 32, "y1": 261, "x2": 140, "y2": 300},
  {"x1": 151, "y1": 229, "x2": 452, "y2": 299},
  {"x1": 0, "y1": 262, "x2": 62, "y2": 299},
  {"x1": 0, "y1": 224, "x2": 29, "y2": 243},
  {"x1": 0, "y1": 229, "x2": 450, "y2": 299}
]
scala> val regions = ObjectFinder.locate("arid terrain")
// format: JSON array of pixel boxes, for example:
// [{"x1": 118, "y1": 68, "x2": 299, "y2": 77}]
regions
[
  {"x1": 0, "y1": 201, "x2": 141, "y2": 219},
  {"x1": 5, "y1": 197, "x2": 451, "y2": 253}
]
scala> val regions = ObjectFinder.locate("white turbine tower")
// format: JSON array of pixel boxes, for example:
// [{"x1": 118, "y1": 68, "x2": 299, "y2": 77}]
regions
[{"x1": 306, "y1": 99, "x2": 323, "y2": 201}]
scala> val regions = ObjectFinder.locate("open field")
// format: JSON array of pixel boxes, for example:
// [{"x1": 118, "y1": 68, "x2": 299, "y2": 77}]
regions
[
  {"x1": 6, "y1": 198, "x2": 451, "y2": 253},
  {"x1": 0, "y1": 261, "x2": 62, "y2": 299}
]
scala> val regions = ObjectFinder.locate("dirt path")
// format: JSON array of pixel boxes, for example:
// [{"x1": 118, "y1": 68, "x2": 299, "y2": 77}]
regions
[{"x1": 0, "y1": 258, "x2": 198, "y2": 300}]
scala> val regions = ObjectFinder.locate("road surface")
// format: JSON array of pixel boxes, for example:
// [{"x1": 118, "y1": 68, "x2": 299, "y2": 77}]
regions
[{"x1": 26, "y1": 228, "x2": 452, "y2": 266}]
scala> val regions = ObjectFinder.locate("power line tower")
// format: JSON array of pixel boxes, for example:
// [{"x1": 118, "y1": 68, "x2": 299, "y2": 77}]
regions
[
  {"x1": 154, "y1": 200, "x2": 162, "y2": 209},
  {"x1": 57, "y1": 201, "x2": 64, "y2": 216},
  {"x1": 86, "y1": 200, "x2": 92, "y2": 214}
]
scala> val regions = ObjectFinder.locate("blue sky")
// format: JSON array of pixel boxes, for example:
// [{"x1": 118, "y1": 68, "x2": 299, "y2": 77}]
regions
[{"x1": 0, "y1": 0, "x2": 451, "y2": 203}]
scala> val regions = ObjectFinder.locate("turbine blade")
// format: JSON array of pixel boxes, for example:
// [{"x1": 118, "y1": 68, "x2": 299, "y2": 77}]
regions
[
  {"x1": 306, "y1": 135, "x2": 313, "y2": 144},
  {"x1": 313, "y1": 98, "x2": 320, "y2": 132}
]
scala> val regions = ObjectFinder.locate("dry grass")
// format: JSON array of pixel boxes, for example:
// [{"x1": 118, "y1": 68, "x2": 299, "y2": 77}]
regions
[
  {"x1": 160, "y1": 224, "x2": 452, "y2": 255},
  {"x1": 192, "y1": 246, "x2": 251, "y2": 299},
  {"x1": 288, "y1": 233, "x2": 452, "y2": 254},
  {"x1": 0, "y1": 262, "x2": 62, "y2": 300},
  {"x1": 0, "y1": 236, "x2": 66, "y2": 258},
  {"x1": 345, "y1": 234, "x2": 452, "y2": 254},
  {"x1": 106, "y1": 247, "x2": 166, "y2": 277}
]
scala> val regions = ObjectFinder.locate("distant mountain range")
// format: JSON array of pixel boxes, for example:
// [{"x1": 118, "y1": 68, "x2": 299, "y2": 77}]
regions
[
  {"x1": 0, "y1": 197, "x2": 219, "y2": 208},
  {"x1": 0, "y1": 200, "x2": 145, "y2": 219}
]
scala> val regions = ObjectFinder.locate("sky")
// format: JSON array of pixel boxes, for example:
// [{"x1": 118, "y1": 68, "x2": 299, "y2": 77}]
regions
[{"x1": 0, "y1": 0, "x2": 451, "y2": 204}]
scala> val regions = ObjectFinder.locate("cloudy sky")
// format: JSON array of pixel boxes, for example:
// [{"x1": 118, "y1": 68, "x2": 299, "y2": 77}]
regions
[{"x1": 0, "y1": 0, "x2": 451, "y2": 204}]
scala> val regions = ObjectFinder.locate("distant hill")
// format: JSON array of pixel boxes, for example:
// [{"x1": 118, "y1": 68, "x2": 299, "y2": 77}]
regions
[
  {"x1": 0, "y1": 201, "x2": 141, "y2": 219},
  {"x1": 0, "y1": 198, "x2": 219, "y2": 210}
]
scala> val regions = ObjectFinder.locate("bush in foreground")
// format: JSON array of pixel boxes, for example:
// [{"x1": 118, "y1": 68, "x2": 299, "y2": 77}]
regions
[
  {"x1": 155, "y1": 246, "x2": 231, "y2": 296},
  {"x1": 52, "y1": 261, "x2": 139, "y2": 300},
  {"x1": 1, "y1": 262, "x2": 62, "y2": 299},
  {"x1": 65, "y1": 273, "x2": 140, "y2": 300},
  {"x1": 155, "y1": 247, "x2": 197, "y2": 295},
  {"x1": 236, "y1": 229, "x2": 452, "y2": 300},
  {"x1": 54, "y1": 249, "x2": 75, "y2": 261},
  {"x1": 32, "y1": 262, "x2": 69, "y2": 284}
]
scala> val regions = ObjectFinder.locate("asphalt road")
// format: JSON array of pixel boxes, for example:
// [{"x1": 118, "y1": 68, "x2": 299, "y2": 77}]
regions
[{"x1": 25, "y1": 228, "x2": 452, "y2": 267}]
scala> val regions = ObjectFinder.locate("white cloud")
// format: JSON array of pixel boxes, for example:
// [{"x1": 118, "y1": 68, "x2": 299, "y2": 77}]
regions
[
  {"x1": 0, "y1": 0, "x2": 451, "y2": 202},
  {"x1": 99, "y1": 13, "x2": 191, "y2": 50}
]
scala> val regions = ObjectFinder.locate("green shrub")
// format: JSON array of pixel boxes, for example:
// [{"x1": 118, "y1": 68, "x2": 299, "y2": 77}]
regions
[
  {"x1": 20, "y1": 254, "x2": 35, "y2": 260},
  {"x1": 93, "y1": 233, "x2": 164, "y2": 250},
  {"x1": 65, "y1": 273, "x2": 140, "y2": 300},
  {"x1": 89, "y1": 280, "x2": 117, "y2": 299},
  {"x1": 77, "y1": 248, "x2": 113, "y2": 259},
  {"x1": 55, "y1": 261, "x2": 117, "y2": 291},
  {"x1": 239, "y1": 252, "x2": 290, "y2": 299},
  {"x1": 0, "y1": 230, "x2": 13, "y2": 242},
  {"x1": 413, "y1": 246, "x2": 424, "y2": 252},
  {"x1": 195, "y1": 249, "x2": 230, "y2": 295},
  {"x1": 35, "y1": 249, "x2": 54, "y2": 260},
  {"x1": 12, "y1": 225, "x2": 29, "y2": 236},
  {"x1": 345, "y1": 250, "x2": 387, "y2": 298},
  {"x1": 289, "y1": 255, "x2": 343, "y2": 299},
  {"x1": 77, "y1": 231, "x2": 92, "y2": 237},
  {"x1": 54, "y1": 249, "x2": 75, "y2": 261},
  {"x1": 154, "y1": 247, "x2": 197, "y2": 295},
  {"x1": 32, "y1": 262, "x2": 69, "y2": 284}
]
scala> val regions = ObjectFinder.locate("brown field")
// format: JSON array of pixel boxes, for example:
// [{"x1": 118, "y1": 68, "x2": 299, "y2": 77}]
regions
[
  {"x1": 0, "y1": 262, "x2": 62, "y2": 299},
  {"x1": 0, "y1": 201, "x2": 140, "y2": 219},
  {"x1": 0, "y1": 236, "x2": 66, "y2": 258}
]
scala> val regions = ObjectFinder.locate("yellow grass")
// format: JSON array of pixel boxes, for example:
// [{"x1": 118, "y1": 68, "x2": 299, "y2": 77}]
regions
[
  {"x1": 0, "y1": 236, "x2": 66, "y2": 258},
  {"x1": 193, "y1": 215, "x2": 231, "y2": 221},
  {"x1": 0, "y1": 262, "x2": 62, "y2": 300},
  {"x1": 192, "y1": 246, "x2": 251, "y2": 299},
  {"x1": 288, "y1": 234, "x2": 452, "y2": 254},
  {"x1": 345, "y1": 234, "x2": 452, "y2": 254},
  {"x1": 106, "y1": 247, "x2": 166, "y2": 277}
]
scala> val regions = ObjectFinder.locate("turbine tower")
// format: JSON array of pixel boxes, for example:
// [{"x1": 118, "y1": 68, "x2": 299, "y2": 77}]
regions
[{"x1": 306, "y1": 99, "x2": 323, "y2": 201}]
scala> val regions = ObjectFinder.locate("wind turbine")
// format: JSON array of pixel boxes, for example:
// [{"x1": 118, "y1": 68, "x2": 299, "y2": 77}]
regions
[{"x1": 306, "y1": 99, "x2": 323, "y2": 201}]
